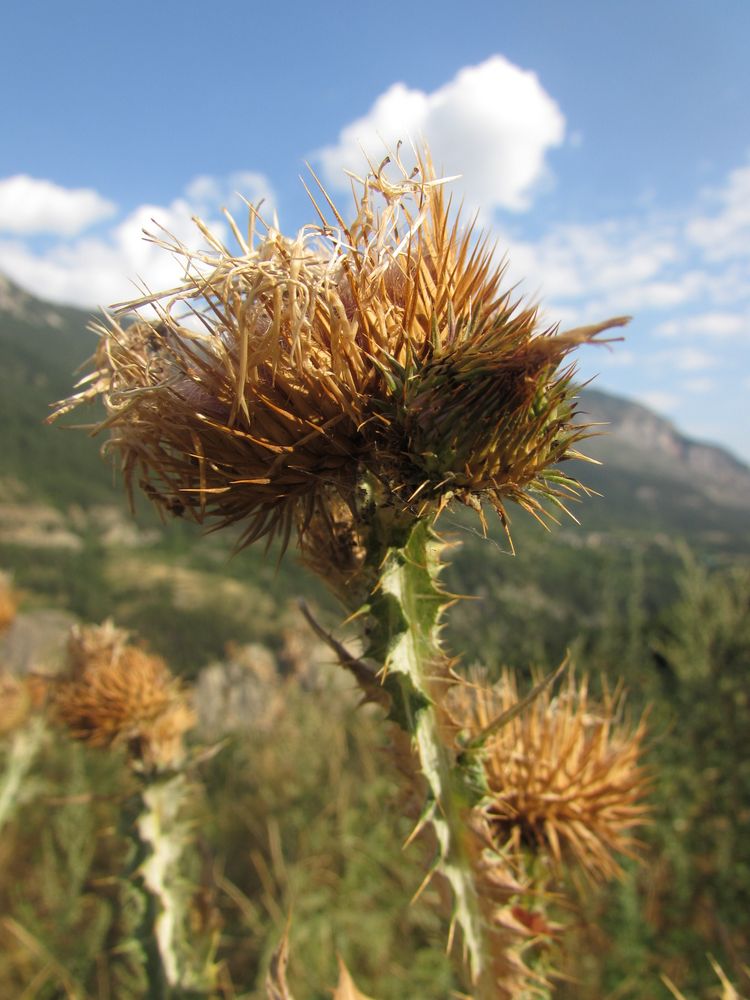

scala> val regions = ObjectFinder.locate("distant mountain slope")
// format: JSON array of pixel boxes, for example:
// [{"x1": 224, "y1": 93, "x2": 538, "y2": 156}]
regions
[
  {"x1": 556, "y1": 389, "x2": 750, "y2": 547},
  {"x1": 1, "y1": 273, "x2": 748, "y2": 549},
  {"x1": 0, "y1": 274, "x2": 110, "y2": 504},
  {"x1": 578, "y1": 388, "x2": 750, "y2": 508}
]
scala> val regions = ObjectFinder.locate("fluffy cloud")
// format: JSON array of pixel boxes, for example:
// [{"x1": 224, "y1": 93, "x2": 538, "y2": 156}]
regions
[
  {"x1": 184, "y1": 171, "x2": 276, "y2": 221},
  {"x1": 655, "y1": 311, "x2": 748, "y2": 339},
  {"x1": 316, "y1": 56, "x2": 565, "y2": 214},
  {"x1": 682, "y1": 377, "x2": 716, "y2": 394},
  {"x1": 686, "y1": 162, "x2": 750, "y2": 261},
  {"x1": 498, "y1": 152, "x2": 750, "y2": 332},
  {"x1": 0, "y1": 175, "x2": 116, "y2": 236},
  {"x1": 636, "y1": 390, "x2": 679, "y2": 414},
  {"x1": 0, "y1": 172, "x2": 275, "y2": 309},
  {"x1": 498, "y1": 219, "x2": 681, "y2": 309},
  {"x1": 661, "y1": 347, "x2": 720, "y2": 372}
]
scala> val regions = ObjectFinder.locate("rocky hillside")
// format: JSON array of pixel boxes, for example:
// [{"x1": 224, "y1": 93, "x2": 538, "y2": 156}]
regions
[{"x1": 579, "y1": 388, "x2": 750, "y2": 509}]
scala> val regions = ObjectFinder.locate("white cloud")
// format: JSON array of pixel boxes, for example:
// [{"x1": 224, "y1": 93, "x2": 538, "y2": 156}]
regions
[
  {"x1": 0, "y1": 171, "x2": 275, "y2": 309},
  {"x1": 636, "y1": 390, "x2": 679, "y2": 414},
  {"x1": 184, "y1": 171, "x2": 276, "y2": 221},
  {"x1": 0, "y1": 175, "x2": 116, "y2": 236},
  {"x1": 686, "y1": 162, "x2": 750, "y2": 261},
  {"x1": 316, "y1": 56, "x2": 565, "y2": 214},
  {"x1": 591, "y1": 273, "x2": 707, "y2": 315},
  {"x1": 655, "y1": 311, "x2": 748, "y2": 339},
  {"x1": 663, "y1": 347, "x2": 720, "y2": 372},
  {"x1": 495, "y1": 152, "x2": 750, "y2": 335},
  {"x1": 682, "y1": 377, "x2": 716, "y2": 394},
  {"x1": 497, "y1": 217, "x2": 694, "y2": 321}
]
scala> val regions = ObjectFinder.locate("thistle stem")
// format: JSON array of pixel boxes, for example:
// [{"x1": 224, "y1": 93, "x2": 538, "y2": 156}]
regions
[
  {"x1": 0, "y1": 717, "x2": 44, "y2": 833},
  {"x1": 359, "y1": 509, "x2": 490, "y2": 994},
  {"x1": 124, "y1": 770, "x2": 216, "y2": 998}
]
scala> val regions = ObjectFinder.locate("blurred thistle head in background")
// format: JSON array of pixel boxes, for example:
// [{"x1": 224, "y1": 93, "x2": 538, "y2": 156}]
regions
[
  {"x1": 55, "y1": 622, "x2": 195, "y2": 770},
  {"x1": 51, "y1": 145, "x2": 628, "y2": 552}
]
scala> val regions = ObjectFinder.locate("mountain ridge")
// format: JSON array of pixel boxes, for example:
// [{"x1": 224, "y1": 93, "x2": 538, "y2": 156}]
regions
[{"x1": 579, "y1": 388, "x2": 750, "y2": 509}]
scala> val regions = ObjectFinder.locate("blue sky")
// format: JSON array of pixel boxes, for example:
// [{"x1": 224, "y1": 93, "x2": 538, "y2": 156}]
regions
[{"x1": 2, "y1": 0, "x2": 749, "y2": 461}]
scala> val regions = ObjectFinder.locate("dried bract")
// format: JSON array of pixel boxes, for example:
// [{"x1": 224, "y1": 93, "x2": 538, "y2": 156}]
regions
[{"x1": 296, "y1": 488, "x2": 369, "y2": 602}]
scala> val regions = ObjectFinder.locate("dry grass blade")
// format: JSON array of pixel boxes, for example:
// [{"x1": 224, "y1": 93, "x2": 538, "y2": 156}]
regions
[
  {"x1": 2, "y1": 917, "x2": 80, "y2": 1000},
  {"x1": 265, "y1": 927, "x2": 296, "y2": 1000},
  {"x1": 0, "y1": 571, "x2": 18, "y2": 634}
]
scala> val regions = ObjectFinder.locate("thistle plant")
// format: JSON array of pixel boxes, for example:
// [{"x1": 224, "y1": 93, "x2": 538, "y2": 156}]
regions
[
  {"x1": 446, "y1": 669, "x2": 648, "y2": 993},
  {"x1": 54, "y1": 622, "x2": 217, "y2": 997},
  {"x1": 51, "y1": 145, "x2": 644, "y2": 996}
]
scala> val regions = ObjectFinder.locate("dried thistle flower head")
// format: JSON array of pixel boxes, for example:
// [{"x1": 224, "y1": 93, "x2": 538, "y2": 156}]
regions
[
  {"x1": 56, "y1": 622, "x2": 195, "y2": 770},
  {"x1": 452, "y1": 670, "x2": 648, "y2": 882},
  {"x1": 50, "y1": 145, "x2": 627, "y2": 548}
]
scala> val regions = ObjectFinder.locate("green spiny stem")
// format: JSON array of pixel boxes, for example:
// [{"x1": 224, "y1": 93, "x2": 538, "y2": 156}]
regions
[
  {"x1": 123, "y1": 770, "x2": 217, "y2": 998},
  {"x1": 359, "y1": 507, "x2": 490, "y2": 992}
]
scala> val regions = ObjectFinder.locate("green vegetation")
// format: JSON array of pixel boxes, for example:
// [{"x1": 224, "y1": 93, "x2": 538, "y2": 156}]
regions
[{"x1": 1, "y1": 556, "x2": 748, "y2": 996}]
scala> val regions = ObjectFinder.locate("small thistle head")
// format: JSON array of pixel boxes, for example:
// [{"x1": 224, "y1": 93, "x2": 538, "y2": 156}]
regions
[
  {"x1": 453, "y1": 670, "x2": 649, "y2": 882},
  {"x1": 50, "y1": 145, "x2": 626, "y2": 549},
  {"x1": 56, "y1": 622, "x2": 195, "y2": 770}
]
